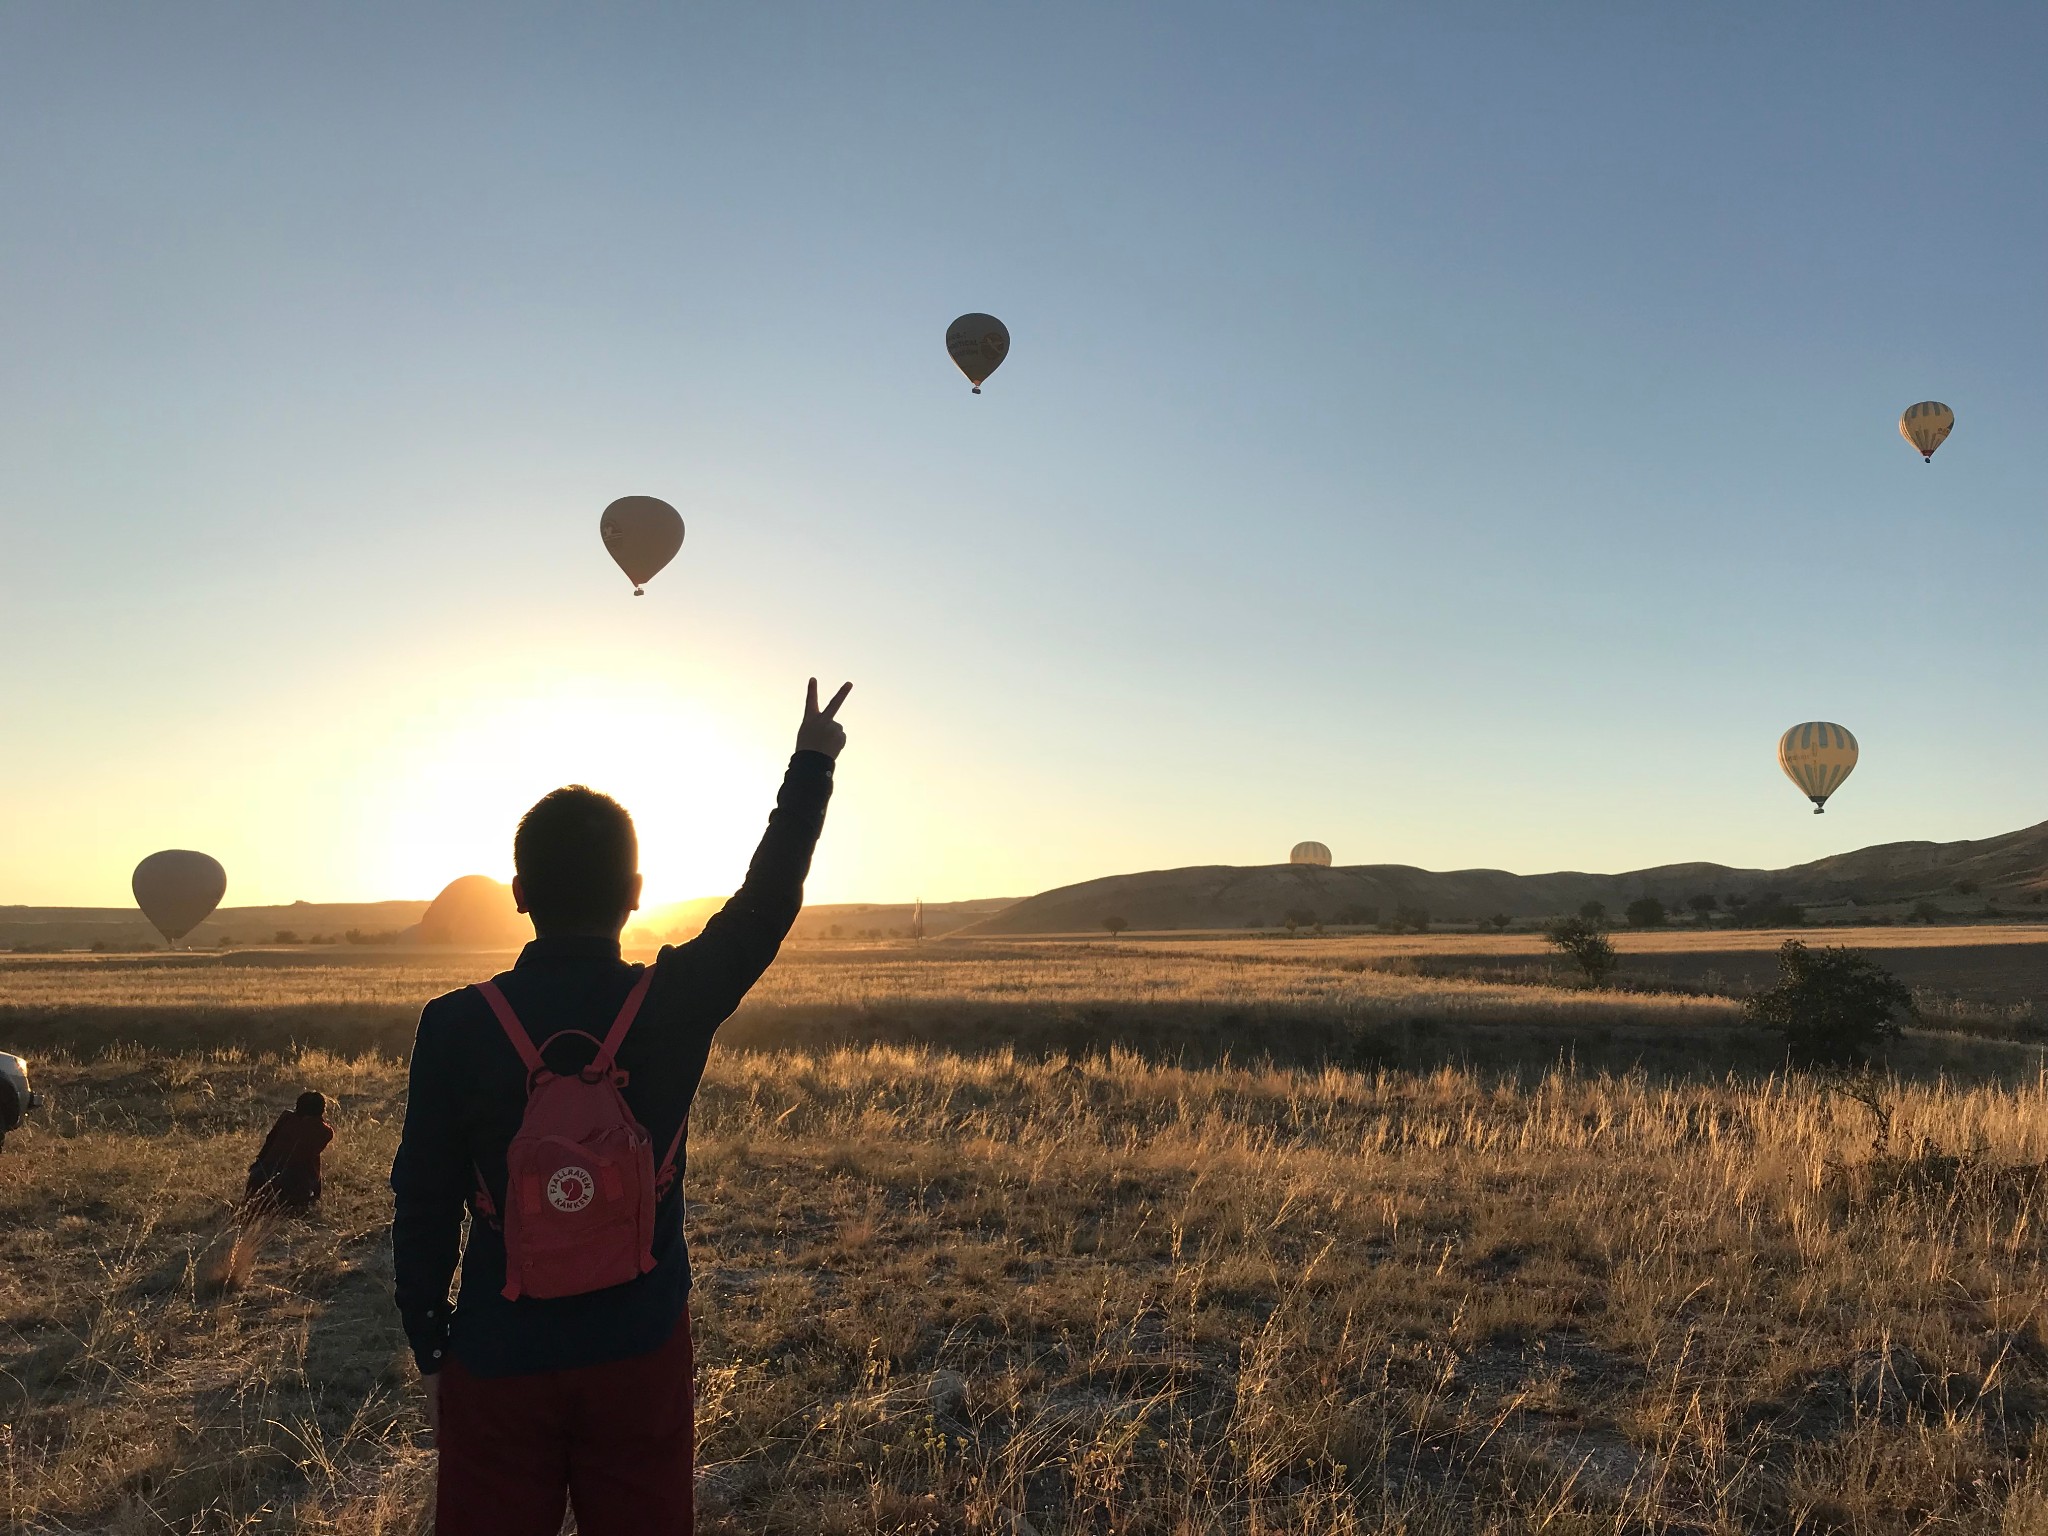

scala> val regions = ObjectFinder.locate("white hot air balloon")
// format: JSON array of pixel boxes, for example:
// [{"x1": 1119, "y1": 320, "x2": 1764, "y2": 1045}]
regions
[
  {"x1": 1777, "y1": 722, "x2": 1859, "y2": 814},
  {"x1": 945, "y1": 313, "x2": 1010, "y2": 394},
  {"x1": 599, "y1": 496, "x2": 685, "y2": 595},
  {"x1": 1899, "y1": 401, "x2": 1954, "y2": 463},
  {"x1": 132, "y1": 850, "x2": 227, "y2": 946},
  {"x1": 1290, "y1": 841, "x2": 1333, "y2": 867}
]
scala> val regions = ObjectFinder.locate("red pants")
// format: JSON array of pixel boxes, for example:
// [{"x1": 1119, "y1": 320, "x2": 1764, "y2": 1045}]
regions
[{"x1": 435, "y1": 1312, "x2": 694, "y2": 1536}]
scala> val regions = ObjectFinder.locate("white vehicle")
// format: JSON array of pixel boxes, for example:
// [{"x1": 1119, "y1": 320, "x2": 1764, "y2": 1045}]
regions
[{"x1": 0, "y1": 1052, "x2": 35, "y2": 1151}]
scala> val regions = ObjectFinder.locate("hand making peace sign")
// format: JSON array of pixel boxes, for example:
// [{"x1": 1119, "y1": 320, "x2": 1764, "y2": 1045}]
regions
[{"x1": 796, "y1": 678, "x2": 853, "y2": 760}]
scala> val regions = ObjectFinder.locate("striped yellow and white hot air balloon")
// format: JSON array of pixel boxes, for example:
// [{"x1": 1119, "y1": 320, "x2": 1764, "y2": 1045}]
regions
[
  {"x1": 1899, "y1": 401, "x2": 1954, "y2": 462},
  {"x1": 1778, "y1": 722, "x2": 1858, "y2": 814},
  {"x1": 1290, "y1": 841, "x2": 1333, "y2": 867}
]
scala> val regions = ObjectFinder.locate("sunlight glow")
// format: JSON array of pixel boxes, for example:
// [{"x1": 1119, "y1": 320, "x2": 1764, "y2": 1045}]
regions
[{"x1": 357, "y1": 676, "x2": 770, "y2": 910}]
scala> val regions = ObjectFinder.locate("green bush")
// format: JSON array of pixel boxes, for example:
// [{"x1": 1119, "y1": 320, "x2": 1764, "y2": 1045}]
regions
[
  {"x1": 1625, "y1": 896, "x2": 1667, "y2": 928},
  {"x1": 1742, "y1": 939, "x2": 1913, "y2": 1067},
  {"x1": 1391, "y1": 904, "x2": 1430, "y2": 934},
  {"x1": 1545, "y1": 916, "x2": 1618, "y2": 986},
  {"x1": 1729, "y1": 891, "x2": 1805, "y2": 927}
]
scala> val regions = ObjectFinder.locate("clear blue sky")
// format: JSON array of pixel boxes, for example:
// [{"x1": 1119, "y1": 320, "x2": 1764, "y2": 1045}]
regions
[{"x1": 1, "y1": 4, "x2": 2042, "y2": 909}]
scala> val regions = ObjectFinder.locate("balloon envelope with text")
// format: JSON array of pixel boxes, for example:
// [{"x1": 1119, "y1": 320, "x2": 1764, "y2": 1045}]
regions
[
  {"x1": 600, "y1": 496, "x2": 685, "y2": 596},
  {"x1": 945, "y1": 314, "x2": 1010, "y2": 394},
  {"x1": 1899, "y1": 402, "x2": 1954, "y2": 462}
]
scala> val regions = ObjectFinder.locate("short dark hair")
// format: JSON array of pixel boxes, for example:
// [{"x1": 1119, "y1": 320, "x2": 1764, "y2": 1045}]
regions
[
  {"x1": 514, "y1": 786, "x2": 638, "y2": 933},
  {"x1": 296, "y1": 1090, "x2": 326, "y2": 1116}
]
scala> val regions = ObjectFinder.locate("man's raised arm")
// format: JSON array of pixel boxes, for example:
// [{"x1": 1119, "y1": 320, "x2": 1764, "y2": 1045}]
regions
[{"x1": 673, "y1": 679, "x2": 850, "y2": 1014}]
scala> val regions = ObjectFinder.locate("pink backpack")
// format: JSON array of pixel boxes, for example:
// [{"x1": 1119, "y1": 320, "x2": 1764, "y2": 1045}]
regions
[{"x1": 473, "y1": 971, "x2": 685, "y2": 1302}]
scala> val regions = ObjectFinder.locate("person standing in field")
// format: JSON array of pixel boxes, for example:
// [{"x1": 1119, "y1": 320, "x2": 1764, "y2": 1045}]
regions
[
  {"x1": 390, "y1": 678, "x2": 850, "y2": 1536},
  {"x1": 244, "y1": 1090, "x2": 334, "y2": 1215}
]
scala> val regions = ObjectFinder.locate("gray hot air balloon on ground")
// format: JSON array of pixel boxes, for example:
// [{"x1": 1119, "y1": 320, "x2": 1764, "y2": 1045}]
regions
[
  {"x1": 132, "y1": 850, "x2": 227, "y2": 946},
  {"x1": 945, "y1": 313, "x2": 1009, "y2": 394},
  {"x1": 599, "y1": 496, "x2": 685, "y2": 596}
]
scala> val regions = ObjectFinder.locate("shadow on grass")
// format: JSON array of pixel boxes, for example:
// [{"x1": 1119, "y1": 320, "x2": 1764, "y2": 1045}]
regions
[
  {"x1": 9, "y1": 996, "x2": 2041, "y2": 1087},
  {"x1": 724, "y1": 999, "x2": 2047, "y2": 1085}
]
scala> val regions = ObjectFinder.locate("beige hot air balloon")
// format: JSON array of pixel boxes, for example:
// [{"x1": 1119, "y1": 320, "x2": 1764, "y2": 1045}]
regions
[
  {"x1": 945, "y1": 313, "x2": 1009, "y2": 394},
  {"x1": 1899, "y1": 401, "x2": 1954, "y2": 462},
  {"x1": 1290, "y1": 841, "x2": 1333, "y2": 867},
  {"x1": 599, "y1": 496, "x2": 685, "y2": 595},
  {"x1": 1778, "y1": 722, "x2": 1859, "y2": 814},
  {"x1": 132, "y1": 850, "x2": 227, "y2": 946},
  {"x1": 418, "y1": 875, "x2": 529, "y2": 947}
]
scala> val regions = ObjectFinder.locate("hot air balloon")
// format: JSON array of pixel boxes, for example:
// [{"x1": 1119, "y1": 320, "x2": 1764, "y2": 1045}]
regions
[
  {"x1": 945, "y1": 313, "x2": 1009, "y2": 394},
  {"x1": 1899, "y1": 402, "x2": 1954, "y2": 462},
  {"x1": 132, "y1": 850, "x2": 227, "y2": 946},
  {"x1": 418, "y1": 875, "x2": 529, "y2": 947},
  {"x1": 1290, "y1": 841, "x2": 1333, "y2": 867},
  {"x1": 1778, "y1": 722, "x2": 1859, "y2": 814},
  {"x1": 599, "y1": 496, "x2": 685, "y2": 595}
]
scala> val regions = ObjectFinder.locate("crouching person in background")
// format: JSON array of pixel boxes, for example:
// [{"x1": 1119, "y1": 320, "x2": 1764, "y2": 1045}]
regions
[
  {"x1": 244, "y1": 1090, "x2": 334, "y2": 1215},
  {"x1": 390, "y1": 679, "x2": 849, "y2": 1536}
]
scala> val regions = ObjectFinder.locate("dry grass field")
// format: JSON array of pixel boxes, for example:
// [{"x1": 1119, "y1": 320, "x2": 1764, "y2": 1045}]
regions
[{"x1": 6, "y1": 937, "x2": 2048, "y2": 1532}]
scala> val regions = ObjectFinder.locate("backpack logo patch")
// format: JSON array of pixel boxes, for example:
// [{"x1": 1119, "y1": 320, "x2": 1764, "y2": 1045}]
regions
[{"x1": 547, "y1": 1166, "x2": 596, "y2": 1213}]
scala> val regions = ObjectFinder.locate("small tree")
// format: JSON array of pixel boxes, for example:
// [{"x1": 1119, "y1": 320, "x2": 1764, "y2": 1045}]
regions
[
  {"x1": 1392, "y1": 903, "x2": 1430, "y2": 934},
  {"x1": 1743, "y1": 939, "x2": 1912, "y2": 1067},
  {"x1": 1284, "y1": 907, "x2": 1318, "y2": 933},
  {"x1": 1545, "y1": 916, "x2": 1618, "y2": 986},
  {"x1": 1688, "y1": 893, "x2": 1718, "y2": 920},
  {"x1": 1625, "y1": 896, "x2": 1667, "y2": 929},
  {"x1": 1101, "y1": 916, "x2": 1129, "y2": 938},
  {"x1": 1335, "y1": 904, "x2": 1380, "y2": 928},
  {"x1": 1911, "y1": 899, "x2": 1942, "y2": 924},
  {"x1": 1578, "y1": 900, "x2": 1608, "y2": 926},
  {"x1": 1730, "y1": 890, "x2": 1804, "y2": 928},
  {"x1": 1488, "y1": 912, "x2": 1512, "y2": 932}
]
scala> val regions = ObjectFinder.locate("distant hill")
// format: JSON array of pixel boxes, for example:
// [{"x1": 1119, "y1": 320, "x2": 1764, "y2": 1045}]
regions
[
  {"x1": 0, "y1": 901, "x2": 430, "y2": 951},
  {"x1": 631, "y1": 897, "x2": 1016, "y2": 945},
  {"x1": 962, "y1": 822, "x2": 2048, "y2": 935},
  {"x1": 784, "y1": 899, "x2": 1016, "y2": 940},
  {"x1": 0, "y1": 894, "x2": 1018, "y2": 952},
  {"x1": 14, "y1": 819, "x2": 2047, "y2": 949}
]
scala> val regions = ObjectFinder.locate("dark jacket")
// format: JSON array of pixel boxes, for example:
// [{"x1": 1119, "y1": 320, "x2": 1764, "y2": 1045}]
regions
[
  {"x1": 246, "y1": 1110, "x2": 333, "y2": 1210},
  {"x1": 389, "y1": 752, "x2": 833, "y2": 1379}
]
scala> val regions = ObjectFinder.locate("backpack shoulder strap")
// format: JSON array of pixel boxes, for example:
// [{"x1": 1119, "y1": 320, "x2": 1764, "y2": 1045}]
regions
[
  {"x1": 655, "y1": 1111, "x2": 689, "y2": 1200},
  {"x1": 592, "y1": 968, "x2": 655, "y2": 1071},
  {"x1": 473, "y1": 980, "x2": 545, "y2": 1075}
]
